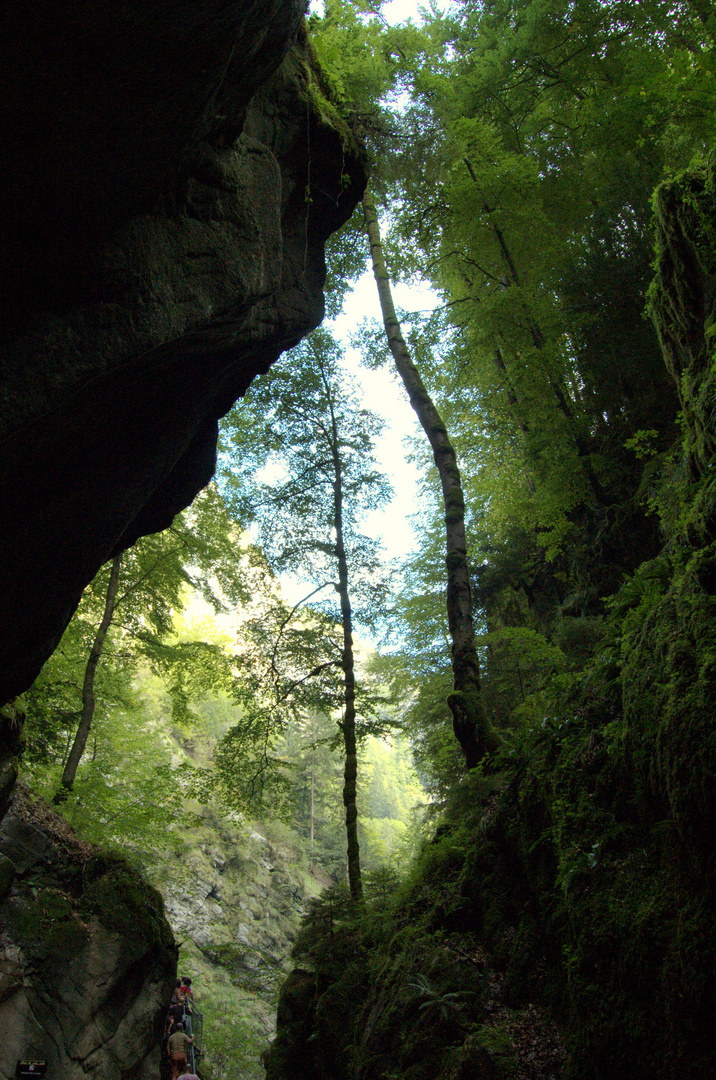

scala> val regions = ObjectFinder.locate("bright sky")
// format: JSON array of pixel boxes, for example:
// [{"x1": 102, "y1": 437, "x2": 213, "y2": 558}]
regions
[
  {"x1": 321, "y1": 0, "x2": 449, "y2": 567},
  {"x1": 381, "y1": 0, "x2": 430, "y2": 19},
  {"x1": 331, "y1": 273, "x2": 438, "y2": 560},
  {"x1": 276, "y1": 270, "x2": 439, "y2": 621},
  {"x1": 309, "y1": 0, "x2": 433, "y2": 21}
]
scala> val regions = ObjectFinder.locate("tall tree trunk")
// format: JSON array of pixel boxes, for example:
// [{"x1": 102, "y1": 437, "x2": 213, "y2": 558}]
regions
[
  {"x1": 363, "y1": 191, "x2": 495, "y2": 770},
  {"x1": 59, "y1": 553, "x2": 122, "y2": 793},
  {"x1": 324, "y1": 378, "x2": 363, "y2": 902},
  {"x1": 310, "y1": 714, "x2": 316, "y2": 872}
]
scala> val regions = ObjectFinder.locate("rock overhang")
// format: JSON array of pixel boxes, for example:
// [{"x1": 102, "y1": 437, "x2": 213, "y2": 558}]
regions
[{"x1": 0, "y1": 2, "x2": 368, "y2": 705}]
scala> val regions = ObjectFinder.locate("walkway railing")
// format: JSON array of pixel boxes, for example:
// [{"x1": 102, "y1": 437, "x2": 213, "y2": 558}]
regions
[
  {"x1": 183, "y1": 1001, "x2": 203, "y2": 1073},
  {"x1": 164, "y1": 996, "x2": 204, "y2": 1078}
]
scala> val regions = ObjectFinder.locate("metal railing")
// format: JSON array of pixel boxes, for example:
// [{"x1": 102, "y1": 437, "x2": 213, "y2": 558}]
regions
[
  {"x1": 183, "y1": 1001, "x2": 203, "y2": 1073},
  {"x1": 165, "y1": 995, "x2": 204, "y2": 1077}
]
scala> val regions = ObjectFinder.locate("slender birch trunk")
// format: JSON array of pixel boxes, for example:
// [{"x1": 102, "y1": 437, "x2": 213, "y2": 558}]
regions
[
  {"x1": 324, "y1": 379, "x2": 363, "y2": 901},
  {"x1": 363, "y1": 192, "x2": 496, "y2": 770},
  {"x1": 59, "y1": 553, "x2": 122, "y2": 793}
]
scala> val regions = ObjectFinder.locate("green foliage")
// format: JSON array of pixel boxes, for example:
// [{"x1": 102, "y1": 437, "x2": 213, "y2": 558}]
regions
[
  {"x1": 648, "y1": 158, "x2": 716, "y2": 482},
  {"x1": 358, "y1": 734, "x2": 428, "y2": 870},
  {"x1": 22, "y1": 484, "x2": 247, "y2": 771},
  {"x1": 267, "y1": 139, "x2": 716, "y2": 1065},
  {"x1": 405, "y1": 972, "x2": 470, "y2": 1022},
  {"x1": 199, "y1": 994, "x2": 272, "y2": 1080},
  {"x1": 338, "y1": 0, "x2": 716, "y2": 791},
  {"x1": 220, "y1": 329, "x2": 392, "y2": 621},
  {"x1": 216, "y1": 329, "x2": 396, "y2": 832},
  {"x1": 308, "y1": 1, "x2": 394, "y2": 120},
  {"x1": 274, "y1": 791, "x2": 503, "y2": 1079}
]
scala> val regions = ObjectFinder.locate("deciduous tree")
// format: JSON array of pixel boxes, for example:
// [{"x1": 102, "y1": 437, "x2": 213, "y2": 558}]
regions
[{"x1": 220, "y1": 328, "x2": 392, "y2": 900}]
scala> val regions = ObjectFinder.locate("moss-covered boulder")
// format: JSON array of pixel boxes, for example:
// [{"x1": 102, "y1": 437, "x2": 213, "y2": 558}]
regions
[{"x1": 0, "y1": 784, "x2": 176, "y2": 1079}]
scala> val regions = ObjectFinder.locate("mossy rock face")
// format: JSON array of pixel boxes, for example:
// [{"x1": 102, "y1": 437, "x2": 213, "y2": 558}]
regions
[
  {"x1": 79, "y1": 853, "x2": 174, "y2": 953},
  {"x1": 259, "y1": 155, "x2": 716, "y2": 1080},
  {"x1": 482, "y1": 561, "x2": 716, "y2": 1078},
  {"x1": 648, "y1": 160, "x2": 716, "y2": 480},
  {"x1": 0, "y1": 853, "x2": 14, "y2": 899},
  {"x1": 267, "y1": 627, "x2": 716, "y2": 1079},
  {"x1": 6, "y1": 887, "x2": 90, "y2": 961},
  {"x1": 279, "y1": 33, "x2": 364, "y2": 159}
]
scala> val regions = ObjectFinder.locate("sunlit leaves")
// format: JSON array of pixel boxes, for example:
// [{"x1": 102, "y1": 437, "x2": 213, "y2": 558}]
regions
[
  {"x1": 215, "y1": 328, "x2": 396, "y2": 819},
  {"x1": 220, "y1": 328, "x2": 393, "y2": 632},
  {"x1": 21, "y1": 485, "x2": 249, "y2": 779}
]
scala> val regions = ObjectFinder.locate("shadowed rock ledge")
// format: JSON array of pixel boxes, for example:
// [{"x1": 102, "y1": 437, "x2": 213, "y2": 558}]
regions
[
  {"x1": 0, "y1": 0, "x2": 367, "y2": 705},
  {"x1": 0, "y1": 783, "x2": 176, "y2": 1079}
]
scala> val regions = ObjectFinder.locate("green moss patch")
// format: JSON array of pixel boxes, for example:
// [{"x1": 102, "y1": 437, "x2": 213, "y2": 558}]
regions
[
  {"x1": 7, "y1": 887, "x2": 89, "y2": 960},
  {"x1": 79, "y1": 852, "x2": 174, "y2": 952}
]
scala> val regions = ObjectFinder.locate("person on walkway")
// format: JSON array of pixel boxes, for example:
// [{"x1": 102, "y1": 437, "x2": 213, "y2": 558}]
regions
[
  {"x1": 167, "y1": 1003, "x2": 184, "y2": 1033},
  {"x1": 167, "y1": 1028, "x2": 194, "y2": 1079},
  {"x1": 180, "y1": 976, "x2": 194, "y2": 1006},
  {"x1": 170, "y1": 980, "x2": 186, "y2": 1006}
]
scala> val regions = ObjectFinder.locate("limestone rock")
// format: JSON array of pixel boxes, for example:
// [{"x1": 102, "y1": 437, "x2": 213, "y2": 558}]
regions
[
  {"x1": 0, "y1": 3, "x2": 366, "y2": 705},
  {"x1": 144, "y1": 806, "x2": 330, "y2": 1075},
  {"x1": 264, "y1": 969, "x2": 317, "y2": 1080},
  {"x1": 158, "y1": 814, "x2": 310, "y2": 970},
  {"x1": 0, "y1": 785, "x2": 176, "y2": 1079}
]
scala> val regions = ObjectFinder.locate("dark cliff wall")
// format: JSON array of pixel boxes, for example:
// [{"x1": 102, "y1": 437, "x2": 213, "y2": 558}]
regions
[
  {"x1": 0, "y1": 1, "x2": 366, "y2": 705},
  {"x1": 0, "y1": 783, "x2": 176, "y2": 1079},
  {"x1": 0, "y1": 7, "x2": 365, "y2": 1070}
]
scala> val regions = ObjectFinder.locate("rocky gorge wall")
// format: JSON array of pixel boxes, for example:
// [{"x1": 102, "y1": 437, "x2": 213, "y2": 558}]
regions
[
  {"x1": 263, "y1": 160, "x2": 716, "y2": 1080},
  {"x1": 0, "y1": 783, "x2": 176, "y2": 1079},
  {"x1": 0, "y1": 0, "x2": 366, "y2": 706},
  {"x1": 148, "y1": 807, "x2": 330, "y2": 1079}
]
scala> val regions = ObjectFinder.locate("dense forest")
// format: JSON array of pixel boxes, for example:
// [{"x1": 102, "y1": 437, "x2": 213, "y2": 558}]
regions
[{"x1": 8, "y1": 0, "x2": 716, "y2": 1077}]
